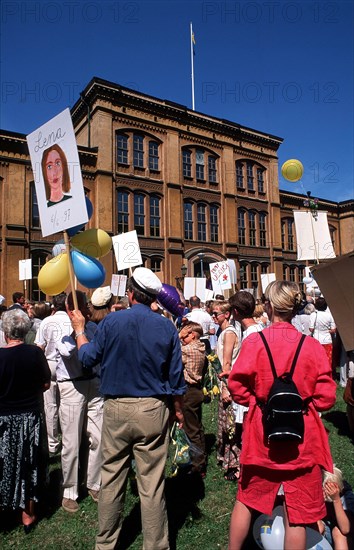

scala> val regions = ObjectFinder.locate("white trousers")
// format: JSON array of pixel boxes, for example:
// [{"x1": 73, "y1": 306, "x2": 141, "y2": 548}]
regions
[{"x1": 58, "y1": 377, "x2": 103, "y2": 501}]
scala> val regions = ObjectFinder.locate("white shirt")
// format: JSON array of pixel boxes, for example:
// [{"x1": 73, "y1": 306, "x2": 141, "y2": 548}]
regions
[
  {"x1": 185, "y1": 308, "x2": 214, "y2": 339},
  {"x1": 309, "y1": 309, "x2": 336, "y2": 345}
]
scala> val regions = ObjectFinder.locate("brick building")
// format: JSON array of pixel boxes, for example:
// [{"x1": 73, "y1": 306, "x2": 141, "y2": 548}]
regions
[{"x1": 0, "y1": 77, "x2": 353, "y2": 302}]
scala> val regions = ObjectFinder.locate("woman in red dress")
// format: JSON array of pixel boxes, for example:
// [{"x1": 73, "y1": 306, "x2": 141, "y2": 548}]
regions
[{"x1": 228, "y1": 281, "x2": 336, "y2": 550}]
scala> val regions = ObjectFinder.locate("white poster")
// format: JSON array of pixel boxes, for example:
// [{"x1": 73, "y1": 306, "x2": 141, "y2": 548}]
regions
[
  {"x1": 19, "y1": 259, "x2": 32, "y2": 281},
  {"x1": 110, "y1": 274, "x2": 127, "y2": 297},
  {"x1": 227, "y1": 259, "x2": 237, "y2": 284},
  {"x1": 183, "y1": 277, "x2": 207, "y2": 302},
  {"x1": 26, "y1": 108, "x2": 88, "y2": 237},
  {"x1": 112, "y1": 230, "x2": 142, "y2": 272},
  {"x1": 209, "y1": 261, "x2": 232, "y2": 294},
  {"x1": 293, "y1": 211, "x2": 336, "y2": 261},
  {"x1": 261, "y1": 273, "x2": 276, "y2": 293}
]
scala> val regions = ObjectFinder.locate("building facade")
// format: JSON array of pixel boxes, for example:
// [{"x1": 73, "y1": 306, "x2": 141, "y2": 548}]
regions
[{"x1": 0, "y1": 77, "x2": 353, "y2": 303}]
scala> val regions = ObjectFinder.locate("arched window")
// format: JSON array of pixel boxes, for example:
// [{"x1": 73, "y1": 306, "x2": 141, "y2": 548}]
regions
[
  {"x1": 117, "y1": 133, "x2": 128, "y2": 164},
  {"x1": 134, "y1": 193, "x2": 145, "y2": 235},
  {"x1": 238, "y1": 209, "x2": 246, "y2": 245},
  {"x1": 208, "y1": 156, "x2": 217, "y2": 183},
  {"x1": 257, "y1": 168, "x2": 265, "y2": 193},
  {"x1": 150, "y1": 195, "x2": 160, "y2": 237},
  {"x1": 259, "y1": 212, "x2": 267, "y2": 247},
  {"x1": 183, "y1": 150, "x2": 192, "y2": 178},
  {"x1": 196, "y1": 150, "x2": 205, "y2": 180},
  {"x1": 117, "y1": 191, "x2": 129, "y2": 233},
  {"x1": 197, "y1": 203, "x2": 207, "y2": 241},
  {"x1": 251, "y1": 263, "x2": 258, "y2": 290},
  {"x1": 236, "y1": 161, "x2": 244, "y2": 189},
  {"x1": 249, "y1": 211, "x2": 256, "y2": 246},
  {"x1": 31, "y1": 250, "x2": 48, "y2": 301},
  {"x1": 184, "y1": 202, "x2": 193, "y2": 239},
  {"x1": 133, "y1": 134, "x2": 144, "y2": 168},
  {"x1": 149, "y1": 141, "x2": 159, "y2": 171},
  {"x1": 247, "y1": 162, "x2": 254, "y2": 191}
]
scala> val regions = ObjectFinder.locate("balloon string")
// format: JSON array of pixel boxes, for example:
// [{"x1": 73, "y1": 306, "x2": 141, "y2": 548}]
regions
[{"x1": 63, "y1": 230, "x2": 78, "y2": 310}]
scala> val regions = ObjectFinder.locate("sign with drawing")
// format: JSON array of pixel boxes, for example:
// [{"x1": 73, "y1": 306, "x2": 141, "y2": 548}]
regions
[
  {"x1": 26, "y1": 108, "x2": 88, "y2": 237},
  {"x1": 112, "y1": 230, "x2": 143, "y2": 272}
]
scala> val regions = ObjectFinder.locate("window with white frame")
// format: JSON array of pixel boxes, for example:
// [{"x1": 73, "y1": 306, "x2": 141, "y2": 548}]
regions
[
  {"x1": 238, "y1": 209, "x2": 246, "y2": 245},
  {"x1": 150, "y1": 195, "x2": 160, "y2": 237},
  {"x1": 134, "y1": 193, "x2": 145, "y2": 235},
  {"x1": 133, "y1": 134, "x2": 144, "y2": 168},
  {"x1": 249, "y1": 211, "x2": 256, "y2": 246}
]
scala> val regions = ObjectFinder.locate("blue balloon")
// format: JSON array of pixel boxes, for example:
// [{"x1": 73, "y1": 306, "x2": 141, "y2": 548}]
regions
[
  {"x1": 71, "y1": 250, "x2": 105, "y2": 288},
  {"x1": 67, "y1": 197, "x2": 94, "y2": 237}
]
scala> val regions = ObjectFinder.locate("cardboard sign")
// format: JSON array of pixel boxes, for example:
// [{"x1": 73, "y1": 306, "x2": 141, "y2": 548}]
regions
[
  {"x1": 19, "y1": 259, "x2": 32, "y2": 281},
  {"x1": 183, "y1": 277, "x2": 207, "y2": 302},
  {"x1": 209, "y1": 261, "x2": 232, "y2": 294},
  {"x1": 26, "y1": 108, "x2": 88, "y2": 237},
  {"x1": 110, "y1": 274, "x2": 127, "y2": 297},
  {"x1": 261, "y1": 273, "x2": 276, "y2": 293},
  {"x1": 293, "y1": 211, "x2": 336, "y2": 261},
  {"x1": 311, "y1": 253, "x2": 354, "y2": 352},
  {"x1": 112, "y1": 230, "x2": 142, "y2": 271}
]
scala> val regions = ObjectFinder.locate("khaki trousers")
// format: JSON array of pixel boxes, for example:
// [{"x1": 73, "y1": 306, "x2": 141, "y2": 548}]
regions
[
  {"x1": 95, "y1": 397, "x2": 170, "y2": 550},
  {"x1": 58, "y1": 378, "x2": 103, "y2": 501}
]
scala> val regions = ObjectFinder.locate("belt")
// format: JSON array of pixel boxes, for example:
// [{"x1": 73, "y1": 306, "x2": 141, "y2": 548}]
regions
[{"x1": 58, "y1": 373, "x2": 98, "y2": 383}]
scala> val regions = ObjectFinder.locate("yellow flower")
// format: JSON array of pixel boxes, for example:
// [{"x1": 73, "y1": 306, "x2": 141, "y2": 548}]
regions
[
  {"x1": 212, "y1": 385, "x2": 220, "y2": 395},
  {"x1": 202, "y1": 387, "x2": 208, "y2": 395}
]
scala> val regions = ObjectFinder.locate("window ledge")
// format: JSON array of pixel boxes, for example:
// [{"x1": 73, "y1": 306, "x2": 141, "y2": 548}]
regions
[{"x1": 117, "y1": 162, "x2": 130, "y2": 167}]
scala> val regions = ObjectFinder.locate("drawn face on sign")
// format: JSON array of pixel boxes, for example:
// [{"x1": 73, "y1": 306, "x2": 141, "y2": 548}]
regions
[{"x1": 41, "y1": 144, "x2": 71, "y2": 206}]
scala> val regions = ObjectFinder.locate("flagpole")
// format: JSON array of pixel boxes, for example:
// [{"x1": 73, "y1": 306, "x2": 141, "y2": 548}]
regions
[{"x1": 190, "y1": 22, "x2": 195, "y2": 111}]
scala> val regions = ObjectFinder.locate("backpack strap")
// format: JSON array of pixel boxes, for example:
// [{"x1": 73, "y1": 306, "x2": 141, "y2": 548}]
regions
[{"x1": 259, "y1": 332, "x2": 306, "y2": 380}]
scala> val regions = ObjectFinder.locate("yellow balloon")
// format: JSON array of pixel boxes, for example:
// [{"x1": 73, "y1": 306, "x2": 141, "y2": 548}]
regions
[
  {"x1": 38, "y1": 253, "x2": 70, "y2": 296},
  {"x1": 281, "y1": 159, "x2": 304, "y2": 182},
  {"x1": 71, "y1": 228, "x2": 112, "y2": 258}
]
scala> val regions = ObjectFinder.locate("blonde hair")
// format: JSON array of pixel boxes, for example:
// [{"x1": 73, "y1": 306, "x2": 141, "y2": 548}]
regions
[
  {"x1": 213, "y1": 300, "x2": 231, "y2": 314},
  {"x1": 265, "y1": 281, "x2": 302, "y2": 320},
  {"x1": 253, "y1": 303, "x2": 265, "y2": 319},
  {"x1": 323, "y1": 466, "x2": 344, "y2": 492}
]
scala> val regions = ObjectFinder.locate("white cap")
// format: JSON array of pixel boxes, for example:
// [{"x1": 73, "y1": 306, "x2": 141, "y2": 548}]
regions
[
  {"x1": 91, "y1": 286, "x2": 113, "y2": 308},
  {"x1": 132, "y1": 267, "x2": 162, "y2": 296},
  {"x1": 0, "y1": 294, "x2": 5, "y2": 306}
]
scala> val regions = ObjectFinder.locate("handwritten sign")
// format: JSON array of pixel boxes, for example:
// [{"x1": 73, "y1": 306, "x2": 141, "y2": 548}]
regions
[
  {"x1": 19, "y1": 259, "x2": 32, "y2": 281},
  {"x1": 112, "y1": 230, "x2": 142, "y2": 272},
  {"x1": 110, "y1": 274, "x2": 127, "y2": 297},
  {"x1": 26, "y1": 108, "x2": 88, "y2": 237},
  {"x1": 209, "y1": 261, "x2": 232, "y2": 294}
]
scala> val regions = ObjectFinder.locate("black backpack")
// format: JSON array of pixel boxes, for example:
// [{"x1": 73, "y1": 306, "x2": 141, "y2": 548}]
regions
[{"x1": 258, "y1": 332, "x2": 307, "y2": 444}]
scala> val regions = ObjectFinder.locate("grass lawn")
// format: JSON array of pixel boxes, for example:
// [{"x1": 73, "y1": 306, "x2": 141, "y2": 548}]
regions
[{"x1": 1, "y1": 385, "x2": 353, "y2": 549}]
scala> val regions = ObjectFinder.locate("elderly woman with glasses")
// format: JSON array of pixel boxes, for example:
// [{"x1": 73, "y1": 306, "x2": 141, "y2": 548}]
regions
[
  {"x1": 0, "y1": 309, "x2": 51, "y2": 533},
  {"x1": 227, "y1": 281, "x2": 336, "y2": 550},
  {"x1": 212, "y1": 300, "x2": 241, "y2": 482}
]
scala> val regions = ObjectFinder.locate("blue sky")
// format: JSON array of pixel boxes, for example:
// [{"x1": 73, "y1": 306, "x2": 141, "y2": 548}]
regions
[{"x1": 1, "y1": 0, "x2": 353, "y2": 202}]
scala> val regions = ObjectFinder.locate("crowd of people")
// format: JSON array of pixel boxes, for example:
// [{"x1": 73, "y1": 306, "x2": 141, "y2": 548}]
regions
[{"x1": 0, "y1": 279, "x2": 353, "y2": 549}]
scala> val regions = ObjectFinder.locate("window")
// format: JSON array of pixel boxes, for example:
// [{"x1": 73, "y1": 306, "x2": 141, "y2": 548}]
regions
[
  {"x1": 257, "y1": 168, "x2": 264, "y2": 193},
  {"x1": 259, "y1": 212, "x2": 267, "y2": 247},
  {"x1": 150, "y1": 257, "x2": 162, "y2": 272},
  {"x1": 183, "y1": 150, "x2": 192, "y2": 178},
  {"x1": 196, "y1": 149, "x2": 205, "y2": 180},
  {"x1": 134, "y1": 193, "x2": 145, "y2": 235},
  {"x1": 247, "y1": 162, "x2": 254, "y2": 191},
  {"x1": 197, "y1": 203, "x2": 206, "y2": 241},
  {"x1": 236, "y1": 161, "x2": 244, "y2": 188},
  {"x1": 287, "y1": 219, "x2": 294, "y2": 250},
  {"x1": 117, "y1": 191, "x2": 129, "y2": 233},
  {"x1": 281, "y1": 220, "x2": 286, "y2": 249},
  {"x1": 249, "y1": 211, "x2": 256, "y2": 246},
  {"x1": 261, "y1": 264, "x2": 268, "y2": 274},
  {"x1": 283, "y1": 265, "x2": 288, "y2": 280},
  {"x1": 117, "y1": 133, "x2": 128, "y2": 164},
  {"x1": 150, "y1": 195, "x2": 160, "y2": 237},
  {"x1": 210, "y1": 205, "x2": 219, "y2": 242},
  {"x1": 251, "y1": 264, "x2": 258, "y2": 290},
  {"x1": 31, "y1": 251, "x2": 47, "y2": 301},
  {"x1": 184, "y1": 202, "x2": 193, "y2": 239},
  {"x1": 31, "y1": 183, "x2": 40, "y2": 228},
  {"x1": 298, "y1": 266, "x2": 304, "y2": 285},
  {"x1": 208, "y1": 156, "x2": 217, "y2": 183},
  {"x1": 238, "y1": 209, "x2": 246, "y2": 245},
  {"x1": 133, "y1": 134, "x2": 144, "y2": 168},
  {"x1": 289, "y1": 266, "x2": 296, "y2": 282},
  {"x1": 240, "y1": 264, "x2": 248, "y2": 289},
  {"x1": 329, "y1": 225, "x2": 336, "y2": 248},
  {"x1": 149, "y1": 141, "x2": 159, "y2": 171}
]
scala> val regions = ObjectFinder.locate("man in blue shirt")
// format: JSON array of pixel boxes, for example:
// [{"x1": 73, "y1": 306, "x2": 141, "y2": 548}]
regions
[{"x1": 70, "y1": 267, "x2": 185, "y2": 550}]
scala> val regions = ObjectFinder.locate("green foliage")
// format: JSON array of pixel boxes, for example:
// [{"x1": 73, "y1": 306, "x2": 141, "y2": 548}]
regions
[{"x1": 1, "y1": 388, "x2": 353, "y2": 549}]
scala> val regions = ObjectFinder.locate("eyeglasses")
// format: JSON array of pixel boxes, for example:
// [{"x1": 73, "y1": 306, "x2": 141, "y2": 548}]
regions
[{"x1": 211, "y1": 311, "x2": 224, "y2": 318}]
